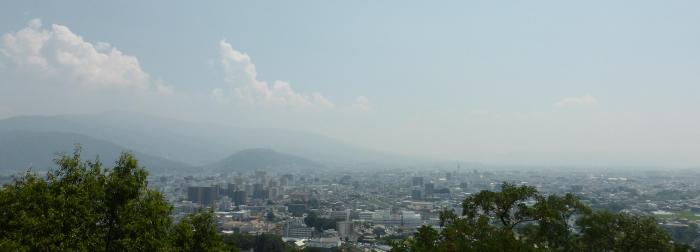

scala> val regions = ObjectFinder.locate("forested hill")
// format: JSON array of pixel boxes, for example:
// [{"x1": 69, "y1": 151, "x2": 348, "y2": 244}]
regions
[{"x1": 204, "y1": 148, "x2": 323, "y2": 173}]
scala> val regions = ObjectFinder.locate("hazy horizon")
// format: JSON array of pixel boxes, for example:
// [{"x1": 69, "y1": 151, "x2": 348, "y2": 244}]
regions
[{"x1": 1, "y1": 1, "x2": 699, "y2": 168}]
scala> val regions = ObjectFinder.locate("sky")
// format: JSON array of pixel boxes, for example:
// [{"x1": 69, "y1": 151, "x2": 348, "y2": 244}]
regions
[{"x1": 1, "y1": 1, "x2": 699, "y2": 167}]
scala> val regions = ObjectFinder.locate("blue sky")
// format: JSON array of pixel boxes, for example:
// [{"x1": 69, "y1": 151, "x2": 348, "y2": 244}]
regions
[{"x1": 1, "y1": 1, "x2": 699, "y2": 167}]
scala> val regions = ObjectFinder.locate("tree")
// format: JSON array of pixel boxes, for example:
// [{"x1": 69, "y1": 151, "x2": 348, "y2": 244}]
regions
[
  {"x1": 522, "y1": 193, "x2": 591, "y2": 250},
  {"x1": 412, "y1": 225, "x2": 439, "y2": 251},
  {"x1": 172, "y1": 210, "x2": 232, "y2": 252},
  {"x1": 222, "y1": 232, "x2": 296, "y2": 252},
  {"x1": 304, "y1": 212, "x2": 336, "y2": 232},
  {"x1": 392, "y1": 182, "x2": 690, "y2": 252},
  {"x1": 577, "y1": 211, "x2": 678, "y2": 252},
  {"x1": 462, "y1": 182, "x2": 538, "y2": 231},
  {"x1": 104, "y1": 153, "x2": 173, "y2": 251},
  {"x1": 373, "y1": 226, "x2": 386, "y2": 238},
  {"x1": 267, "y1": 210, "x2": 276, "y2": 221},
  {"x1": 0, "y1": 147, "x2": 233, "y2": 252}
]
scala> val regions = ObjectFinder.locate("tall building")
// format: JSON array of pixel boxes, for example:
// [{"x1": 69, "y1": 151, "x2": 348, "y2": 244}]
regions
[
  {"x1": 269, "y1": 187, "x2": 280, "y2": 199},
  {"x1": 226, "y1": 183, "x2": 237, "y2": 198},
  {"x1": 252, "y1": 183, "x2": 268, "y2": 200},
  {"x1": 411, "y1": 188, "x2": 423, "y2": 200},
  {"x1": 255, "y1": 171, "x2": 267, "y2": 181},
  {"x1": 187, "y1": 186, "x2": 219, "y2": 205},
  {"x1": 337, "y1": 221, "x2": 354, "y2": 240},
  {"x1": 412, "y1": 177, "x2": 424, "y2": 187},
  {"x1": 233, "y1": 190, "x2": 247, "y2": 205},
  {"x1": 424, "y1": 182, "x2": 434, "y2": 196},
  {"x1": 459, "y1": 182, "x2": 468, "y2": 190}
]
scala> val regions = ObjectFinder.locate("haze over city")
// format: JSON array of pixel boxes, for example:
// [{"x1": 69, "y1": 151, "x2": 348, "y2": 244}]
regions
[
  {"x1": 4, "y1": 1, "x2": 700, "y2": 252},
  {"x1": 2, "y1": 1, "x2": 699, "y2": 168}
]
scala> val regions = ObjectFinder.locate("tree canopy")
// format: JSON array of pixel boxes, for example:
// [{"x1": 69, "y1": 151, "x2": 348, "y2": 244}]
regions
[
  {"x1": 0, "y1": 147, "x2": 232, "y2": 251},
  {"x1": 391, "y1": 182, "x2": 692, "y2": 252}
]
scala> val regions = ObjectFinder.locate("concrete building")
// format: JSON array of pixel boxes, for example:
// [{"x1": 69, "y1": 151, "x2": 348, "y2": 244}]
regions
[
  {"x1": 283, "y1": 218, "x2": 313, "y2": 238},
  {"x1": 232, "y1": 190, "x2": 247, "y2": 205},
  {"x1": 411, "y1": 188, "x2": 423, "y2": 200},
  {"x1": 337, "y1": 221, "x2": 354, "y2": 240},
  {"x1": 307, "y1": 237, "x2": 341, "y2": 249},
  {"x1": 424, "y1": 182, "x2": 434, "y2": 197},
  {"x1": 358, "y1": 211, "x2": 375, "y2": 220},
  {"x1": 412, "y1": 177, "x2": 424, "y2": 187},
  {"x1": 253, "y1": 183, "x2": 268, "y2": 200},
  {"x1": 187, "y1": 186, "x2": 219, "y2": 205}
]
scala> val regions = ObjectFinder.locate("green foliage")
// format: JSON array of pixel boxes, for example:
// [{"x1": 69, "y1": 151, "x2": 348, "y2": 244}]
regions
[
  {"x1": 662, "y1": 223, "x2": 699, "y2": 247},
  {"x1": 462, "y1": 182, "x2": 538, "y2": 231},
  {"x1": 222, "y1": 232, "x2": 297, "y2": 252},
  {"x1": 172, "y1": 210, "x2": 232, "y2": 252},
  {"x1": 0, "y1": 147, "x2": 230, "y2": 252},
  {"x1": 392, "y1": 182, "x2": 691, "y2": 252},
  {"x1": 267, "y1": 210, "x2": 276, "y2": 221},
  {"x1": 304, "y1": 212, "x2": 337, "y2": 232},
  {"x1": 577, "y1": 211, "x2": 677, "y2": 252}
]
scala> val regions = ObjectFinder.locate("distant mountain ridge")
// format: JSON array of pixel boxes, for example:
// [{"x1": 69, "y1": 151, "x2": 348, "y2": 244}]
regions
[
  {"x1": 0, "y1": 112, "x2": 414, "y2": 167},
  {"x1": 0, "y1": 130, "x2": 194, "y2": 175},
  {"x1": 204, "y1": 148, "x2": 323, "y2": 173},
  {"x1": 0, "y1": 131, "x2": 325, "y2": 175}
]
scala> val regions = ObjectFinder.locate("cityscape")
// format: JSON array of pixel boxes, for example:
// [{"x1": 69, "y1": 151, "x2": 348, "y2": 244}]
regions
[
  {"x1": 138, "y1": 167, "x2": 700, "y2": 251},
  {"x1": 1, "y1": 1, "x2": 700, "y2": 251}
]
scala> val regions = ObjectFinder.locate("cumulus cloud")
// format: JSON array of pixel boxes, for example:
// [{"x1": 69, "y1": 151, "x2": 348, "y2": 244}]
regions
[
  {"x1": 214, "y1": 40, "x2": 335, "y2": 109},
  {"x1": 553, "y1": 95, "x2": 598, "y2": 108},
  {"x1": 346, "y1": 96, "x2": 372, "y2": 111},
  {"x1": 0, "y1": 19, "x2": 172, "y2": 95}
]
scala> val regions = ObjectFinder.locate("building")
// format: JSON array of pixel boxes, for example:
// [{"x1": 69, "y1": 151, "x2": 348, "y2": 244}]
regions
[
  {"x1": 269, "y1": 187, "x2": 280, "y2": 199},
  {"x1": 372, "y1": 211, "x2": 402, "y2": 226},
  {"x1": 281, "y1": 174, "x2": 294, "y2": 186},
  {"x1": 424, "y1": 182, "x2": 434, "y2": 197},
  {"x1": 284, "y1": 218, "x2": 313, "y2": 238},
  {"x1": 285, "y1": 226, "x2": 313, "y2": 239},
  {"x1": 253, "y1": 183, "x2": 268, "y2": 200},
  {"x1": 232, "y1": 210, "x2": 250, "y2": 221},
  {"x1": 412, "y1": 177, "x2": 424, "y2": 187},
  {"x1": 307, "y1": 237, "x2": 341, "y2": 250},
  {"x1": 226, "y1": 183, "x2": 237, "y2": 198},
  {"x1": 187, "y1": 186, "x2": 219, "y2": 205},
  {"x1": 330, "y1": 210, "x2": 349, "y2": 220},
  {"x1": 358, "y1": 211, "x2": 375, "y2": 220},
  {"x1": 401, "y1": 211, "x2": 422, "y2": 228},
  {"x1": 411, "y1": 188, "x2": 423, "y2": 200},
  {"x1": 337, "y1": 221, "x2": 354, "y2": 240},
  {"x1": 232, "y1": 190, "x2": 247, "y2": 205}
]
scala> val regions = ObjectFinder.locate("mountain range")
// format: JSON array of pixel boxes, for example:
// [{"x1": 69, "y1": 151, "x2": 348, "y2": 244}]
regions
[{"x1": 0, "y1": 112, "x2": 414, "y2": 174}]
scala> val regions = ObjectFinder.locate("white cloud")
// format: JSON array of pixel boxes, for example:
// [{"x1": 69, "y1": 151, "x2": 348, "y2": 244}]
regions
[
  {"x1": 347, "y1": 96, "x2": 372, "y2": 111},
  {"x1": 0, "y1": 19, "x2": 172, "y2": 95},
  {"x1": 215, "y1": 40, "x2": 334, "y2": 109},
  {"x1": 553, "y1": 95, "x2": 598, "y2": 108}
]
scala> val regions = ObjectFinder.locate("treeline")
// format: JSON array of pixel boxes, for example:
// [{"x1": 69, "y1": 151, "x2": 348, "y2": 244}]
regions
[
  {"x1": 304, "y1": 212, "x2": 337, "y2": 232},
  {"x1": 390, "y1": 183, "x2": 694, "y2": 252},
  {"x1": 222, "y1": 233, "x2": 296, "y2": 252},
  {"x1": 0, "y1": 148, "x2": 291, "y2": 251}
]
